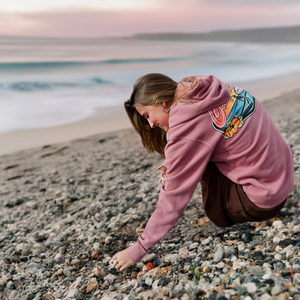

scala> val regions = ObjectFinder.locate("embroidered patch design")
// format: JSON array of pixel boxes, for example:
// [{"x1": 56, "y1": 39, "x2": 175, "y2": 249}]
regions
[{"x1": 209, "y1": 85, "x2": 256, "y2": 139}]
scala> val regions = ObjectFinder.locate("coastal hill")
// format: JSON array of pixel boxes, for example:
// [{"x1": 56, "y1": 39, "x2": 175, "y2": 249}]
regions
[{"x1": 127, "y1": 25, "x2": 300, "y2": 43}]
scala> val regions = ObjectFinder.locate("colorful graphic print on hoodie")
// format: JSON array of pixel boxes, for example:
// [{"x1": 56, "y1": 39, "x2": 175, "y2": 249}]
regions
[{"x1": 209, "y1": 85, "x2": 256, "y2": 139}]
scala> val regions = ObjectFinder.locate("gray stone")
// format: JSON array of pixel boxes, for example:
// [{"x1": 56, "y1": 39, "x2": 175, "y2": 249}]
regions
[
  {"x1": 9, "y1": 290, "x2": 18, "y2": 300},
  {"x1": 26, "y1": 263, "x2": 39, "y2": 275},
  {"x1": 105, "y1": 236, "x2": 113, "y2": 245},
  {"x1": 229, "y1": 270, "x2": 238, "y2": 279},
  {"x1": 55, "y1": 252, "x2": 63, "y2": 262},
  {"x1": 188, "y1": 242, "x2": 199, "y2": 250},
  {"x1": 294, "y1": 273, "x2": 300, "y2": 285},
  {"x1": 145, "y1": 277, "x2": 153, "y2": 286},
  {"x1": 271, "y1": 286, "x2": 282, "y2": 296},
  {"x1": 63, "y1": 267, "x2": 73, "y2": 277},
  {"x1": 66, "y1": 288, "x2": 79, "y2": 298},
  {"x1": 224, "y1": 246, "x2": 235, "y2": 257},
  {"x1": 214, "y1": 244, "x2": 224, "y2": 263},
  {"x1": 249, "y1": 266, "x2": 263, "y2": 276},
  {"x1": 259, "y1": 294, "x2": 271, "y2": 300},
  {"x1": 6, "y1": 281, "x2": 15, "y2": 290},
  {"x1": 201, "y1": 237, "x2": 212, "y2": 245},
  {"x1": 275, "y1": 293, "x2": 288, "y2": 300},
  {"x1": 243, "y1": 282, "x2": 257, "y2": 294}
]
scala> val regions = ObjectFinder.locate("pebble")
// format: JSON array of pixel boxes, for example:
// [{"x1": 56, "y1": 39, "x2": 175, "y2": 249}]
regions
[
  {"x1": 55, "y1": 253, "x2": 63, "y2": 262},
  {"x1": 243, "y1": 282, "x2": 257, "y2": 294},
  {"x1": 63, "y1": 267, "x2": 73, "y2": 277},
  {"x1": 145, "y1": 277, "x2": 153, "y2": 286},
  {"x1": 214, "y1": 244, "x2": 224, "y2": 262},
  {"x1": 271, "y1": 286, "x2": 281, "y2": 296},
  {"x1": 202, "y1": 265, "x2": 211, "y2": 273},
  {"x1": 262, "y1": 274, "x2": 271, "y2": 280},
  {"x1": 293, "y1": 273, "x2": 300, "y2": 285},
  {"x1": 105, "y1": 236, "x2": 113, "y2": 245},
  {"x1": 92, "y1": 251, "x2": 99, "y2": 259}
]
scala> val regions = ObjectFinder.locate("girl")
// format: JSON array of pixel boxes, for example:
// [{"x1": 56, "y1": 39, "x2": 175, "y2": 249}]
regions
[{"x1": 112, "y1": 73, "x2": 294, "y2": 271}]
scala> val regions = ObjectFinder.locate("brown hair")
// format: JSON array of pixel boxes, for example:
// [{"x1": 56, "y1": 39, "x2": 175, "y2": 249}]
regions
[{"x1": 124, "y1": 73, "x2": 178, "y2": 158}]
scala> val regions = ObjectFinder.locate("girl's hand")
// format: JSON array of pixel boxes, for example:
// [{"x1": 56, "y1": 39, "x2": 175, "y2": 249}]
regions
[
  {"x1": 156, "y1": 163, "x2": 167, "y2": 184},
  {"x1": 112, "y1": 249, "x2": 134, "y2": 271}
]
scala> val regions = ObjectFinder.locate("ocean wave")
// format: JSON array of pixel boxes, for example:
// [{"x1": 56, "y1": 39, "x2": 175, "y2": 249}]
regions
[
  {"x1": 0, "y1": 77, "x2": 110, "y2": 92},
  {"x1": 0, "y1": 57, "x2": 182, "y2": 70}
]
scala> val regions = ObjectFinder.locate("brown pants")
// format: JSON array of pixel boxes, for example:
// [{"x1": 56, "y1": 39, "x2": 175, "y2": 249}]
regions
[{"x1": 200, "y1": 162, "x2": 286, "y2": 227}]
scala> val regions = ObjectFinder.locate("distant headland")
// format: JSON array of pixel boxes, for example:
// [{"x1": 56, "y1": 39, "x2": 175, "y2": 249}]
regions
[{"x1": 125, "y1": 26, "x2": 300, "y2": 44}]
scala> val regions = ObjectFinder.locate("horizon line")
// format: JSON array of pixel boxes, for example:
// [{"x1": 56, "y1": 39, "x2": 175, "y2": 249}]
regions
[{"x1": 1, "y1": 24, "x2": 300, "y2": 40}]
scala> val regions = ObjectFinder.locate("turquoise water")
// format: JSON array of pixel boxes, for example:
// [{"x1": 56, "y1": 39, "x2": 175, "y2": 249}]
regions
[{"x1": 1, "y1": 36, "x2": 300, "y2": 133}]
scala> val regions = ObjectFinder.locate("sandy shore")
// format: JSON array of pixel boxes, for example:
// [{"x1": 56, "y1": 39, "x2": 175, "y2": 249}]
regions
[
  {"x1": 0, "y1": 106, "x2": 132, "y2": 156},
  {"x1": 1, "y1": 71, "x2": 300, "y2": 156}
]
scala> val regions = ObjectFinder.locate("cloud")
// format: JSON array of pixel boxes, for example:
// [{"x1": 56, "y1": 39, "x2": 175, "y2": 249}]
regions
[
  {"x1": 0, "y1": 0, "x2": 157, "y2": 13},
  {"x1": 0, "y1": 1, "x2": 299, "y2": 38}
]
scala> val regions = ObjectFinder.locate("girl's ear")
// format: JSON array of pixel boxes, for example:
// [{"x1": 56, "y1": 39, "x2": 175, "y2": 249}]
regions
[{"x1": 162, "y1": 101, "x2": 167, "y2": 108}]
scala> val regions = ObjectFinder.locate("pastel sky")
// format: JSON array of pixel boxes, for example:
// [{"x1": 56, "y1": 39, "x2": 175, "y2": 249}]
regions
[{"x1": 1, "y1": 0, "x2": 300, "y2": 38}]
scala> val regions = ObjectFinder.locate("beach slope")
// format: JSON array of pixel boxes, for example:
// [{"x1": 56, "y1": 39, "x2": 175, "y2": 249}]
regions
[{"x1": 0, "y1": 88, "x2": 299, "y2": 299}]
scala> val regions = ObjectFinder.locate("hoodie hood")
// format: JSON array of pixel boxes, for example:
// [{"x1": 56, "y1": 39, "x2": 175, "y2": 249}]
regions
[{"x1": 170, "y1": 75, "x2": 230, "y2": 128}]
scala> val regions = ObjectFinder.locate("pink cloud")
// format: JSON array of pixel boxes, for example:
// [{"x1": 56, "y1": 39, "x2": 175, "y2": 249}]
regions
[{"x1": 0, "y1": 1, "x2": 299, "y2": 38}]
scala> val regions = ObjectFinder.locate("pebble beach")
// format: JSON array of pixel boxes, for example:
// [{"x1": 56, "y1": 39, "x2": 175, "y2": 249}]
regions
[{"x1": 0, "y1": 90, "x2": 300, "y2": 300}]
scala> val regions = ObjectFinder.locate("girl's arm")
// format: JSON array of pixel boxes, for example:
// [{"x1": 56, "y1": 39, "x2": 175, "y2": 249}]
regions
[{"x1": 114, "y1": 138, "x2": 214, "y2": 265}]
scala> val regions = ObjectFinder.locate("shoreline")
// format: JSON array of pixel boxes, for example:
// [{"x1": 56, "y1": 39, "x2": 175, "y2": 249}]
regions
[
  {"x1": 0, "y1": 106, "x2": 131, "y2": 156},
  {"x1": 1, "y1": 70, "x2": 300, "y2": 156}
]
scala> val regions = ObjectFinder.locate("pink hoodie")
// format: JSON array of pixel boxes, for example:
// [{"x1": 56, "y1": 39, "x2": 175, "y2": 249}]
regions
[{"x1": 127, "y1": 75, "x2": 294, "y2": 262}]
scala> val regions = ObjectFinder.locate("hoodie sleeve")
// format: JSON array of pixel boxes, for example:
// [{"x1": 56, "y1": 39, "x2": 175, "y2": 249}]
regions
[{"x1": 126, "y1": 138, "x2": 214, "y2": 262}]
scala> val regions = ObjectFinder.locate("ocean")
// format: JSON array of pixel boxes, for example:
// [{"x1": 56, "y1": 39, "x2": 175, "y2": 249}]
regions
[{"x1": 1, "y1": 36, "x2": 300, "y2": 133}]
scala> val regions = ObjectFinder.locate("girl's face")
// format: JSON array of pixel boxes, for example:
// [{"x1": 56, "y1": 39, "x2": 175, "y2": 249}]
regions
[{"x1": 136, "y1": 102, "x2": 170, "y2": 132}]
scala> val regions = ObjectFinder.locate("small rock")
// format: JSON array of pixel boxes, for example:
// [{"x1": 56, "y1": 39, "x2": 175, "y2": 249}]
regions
[
  {"x1": 104, "y1": 273, "x2": 117, "y2": 281},
  {"x1": 271, "y1": 286, "x2": 281, "y2": 296},
  {"x1": 92, "y1": 251, "x2": 99, "y2": 259},
  {"x1": 6, "y1": 281, "x2": 15, "y2": 290},
  {"x1": 201, "y1": 237, "x2": 212, "y2": 245},
  {"x1": 293, "y1": 273, "x2": 300, "y2": 285},
  {"x1": 63, "y1": 267, "x2": 73, "y2": 277},
  {"x1": 188, "y1": 242, "x2": 199, "y2": 250},
  {"x1": 214, "y1": 244, "x2": 224, "y2": 262},
  {"x1": 249, "y1": 266, "x2": 263, "y2": 276},
  {"x1": 66, "y1": 288, "x2": 78, "y2": 298},
  {"x1": 105, "y1": 236, "x2": 113, "y2": 245},
  {"x1": 259, "y1": 293, "x2": 271, "y2": 300},
  {"x1": 55, "y1": 253, "x2": 63, "y2": 262},
  {"x1": 109, "y1": 284, "x2": 115, "y2": 292},
  {"x1": 243, "y1": 282, "x2": 257, "y2": 294},
  {"x1": 59, "y1": 246, "x2": 66, "y2": 254},
  {"x1": 145, "y1": 277, "x2": 153, "y2": 286},
  {"x1": 275, "y1": 293, "x2": 288, "y2": 300},
  {"x1": 93, "y1": 242, "x2": 101, "y2": 251},
  {"x1": 202, "y1": 265, "x2": 211, "y2": 273},
  {"x1": 274, "y1": 254, "x2": 282, "y2": 260},
  {"x1": 278, "y1": 238, "x2": 295, "y2": 247},
  {"x1": 9, "y1": 290, "x2": 18, "y2": 300},
  {"x1": 86, "y1": 282, "x2": 98, "y2": 293},
  {"x1": 273, "y1": 220, "x2": 283, "y2": 227},
  {"x1": 263, "y1": 274, "x2": 271, "y2": 280},
  {"x1": 224, "y1": 246, "x2": 235, "y2": 257},
  {"x1": 273, "y1": 237, "x2": 283, "y2": 244}
]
